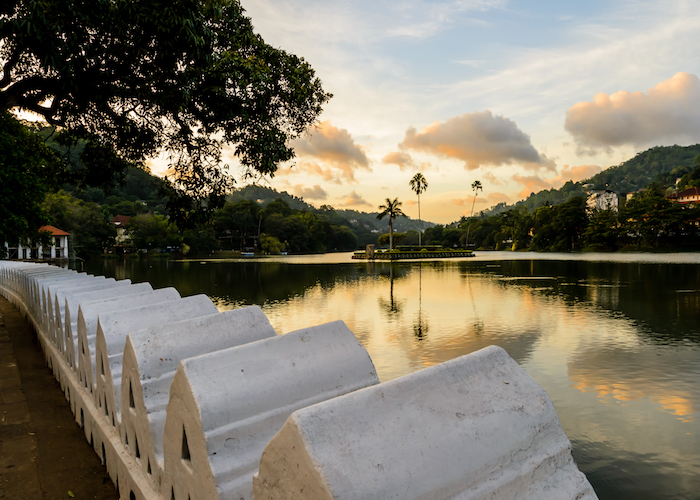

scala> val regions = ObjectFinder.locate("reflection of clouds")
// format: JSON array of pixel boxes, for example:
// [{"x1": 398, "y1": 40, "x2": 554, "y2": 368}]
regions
[{"x1": 569, "y1": 347, "x2": 698, "y2": 423}]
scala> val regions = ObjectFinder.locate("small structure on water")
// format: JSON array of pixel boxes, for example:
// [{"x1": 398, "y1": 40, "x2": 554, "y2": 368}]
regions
[{"x1": 353, "y1": 244, "x2": 474, "y2": 260}]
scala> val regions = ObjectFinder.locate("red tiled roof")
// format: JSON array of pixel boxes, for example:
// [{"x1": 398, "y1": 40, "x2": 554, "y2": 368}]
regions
[
  {"x1": 39, "y1": 225, "x2": 70, "y2": 236},
  {"x1": 112, "y1": 215, "x2": 132, "y2": 226},
  {"x1": 677, "y1": 187, "x2": 700, "y2": 199}
]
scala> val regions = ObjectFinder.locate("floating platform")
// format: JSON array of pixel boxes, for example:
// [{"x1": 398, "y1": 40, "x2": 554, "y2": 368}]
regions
[{"x1": 353, "y1": 245, "x2": 474, "y2": 260}]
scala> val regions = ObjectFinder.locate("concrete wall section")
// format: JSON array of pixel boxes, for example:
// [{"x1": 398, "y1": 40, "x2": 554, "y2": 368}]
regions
[
  {"x1": 94, "y1": 295, "x2": 218, "y2": 420},
  {"x1": 162, "y1": 320, "x2": 379, "y2": 500},
  {"x1": 76, "y1": 288, "x2": 182, "y2": 405},
  {"x1": 64, "y1": 283, "x2": 152, "y2": 371},
  {"x1": 49, "y1": 278, "x2": 125, "y2": 353},
  {"x1": 253, "y1": 345, "x2": 598, "y2": 500},
  {"x1": 121, "y1": 306, "x2": 277, "y2": 492}
]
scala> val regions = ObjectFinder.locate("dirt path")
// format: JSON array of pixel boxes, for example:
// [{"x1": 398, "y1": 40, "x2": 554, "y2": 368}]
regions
[{"x1": 0, "y1": 296, "x2": 119, "y2": 500}]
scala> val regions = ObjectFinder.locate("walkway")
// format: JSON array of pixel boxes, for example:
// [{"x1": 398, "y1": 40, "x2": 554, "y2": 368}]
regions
[{"x1": 0, "y1": 296, "x2": 119, "y2": 500}]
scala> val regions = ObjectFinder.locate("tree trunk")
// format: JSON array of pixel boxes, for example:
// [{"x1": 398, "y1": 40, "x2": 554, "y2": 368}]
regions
[
  {"x1": 389, "y1": 218, "x2": 393, "y2": 250},
  {"x1": 418, "y1": 193, "x2": 422, "y2": 246}
]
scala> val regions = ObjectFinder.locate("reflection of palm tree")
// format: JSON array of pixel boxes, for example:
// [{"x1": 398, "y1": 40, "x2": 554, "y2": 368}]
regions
[
  {"x1": 409, "y1": 173, "x2": 428, "y2": 246},
  {"x1": 377, "y1": 198, "x2": 405, "y2": 250},
  {"x1": 378, "y1": 265, "x2": 403, "y2": 314},
  {"x1": 413, "y1": 262, "x2": 428, "y2": 340},
  {"x1": 465, "y1": 180, "x2": 483, "y2": 248}
]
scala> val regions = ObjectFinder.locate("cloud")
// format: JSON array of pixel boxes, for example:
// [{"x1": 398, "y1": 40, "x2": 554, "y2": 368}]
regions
[
  {"x1": 482, "y1": 172, "x2": 503, "y2": 186},
  {"x1": 399, "y1": 111, "x2": 554, "y2": 171},
  {"x1": 291, "y1": 184, "x2": 328, "y2": 200},
  {"x1": 450, "y1": 196, "x2": 486, "y2": 206},
  {"x1": 512, "y1": 163, "x2": 602, "y2": 199},
  {"x1": 382, "y1": 151, "x2": 437, "y2": 173},
  {"x1": 512, "y1": 174, "x2": 554, "y2": 199},
  {"x1": 339, "y1": 190, "x2": 372, "y2": 207},
  {"x1": 557, "y1": 164, "x2": 602, "y2": 183},
  {"x1": 382, "y1": 151, "x2": 415, "y2": 170},
  {"x1": 565, "y1": 72, "x2": 700, "y2": 152},
  {"x1": 404, "y1": 199, "x2": 418, "y2": 206},
  {"x1": 292, "y1": 121, "x2": 371, "y2": 182},
  {"x1": 487, "y1": 192, "x2": 511, "y2": 204},
  {"x1": 276, "y1": 161, "x2": 344, "y2": 184}
]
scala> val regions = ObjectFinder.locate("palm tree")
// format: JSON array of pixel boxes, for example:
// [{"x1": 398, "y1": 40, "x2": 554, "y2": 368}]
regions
[
  {"x1": 409, "y1": 173, "x2": 428, "y2": 246},
  {"x1": 377, "y1": 198, "x2": 405, "y2": 250},
  {"x1": 464, "y1": 180, "x2": 483, "y2": 248}
]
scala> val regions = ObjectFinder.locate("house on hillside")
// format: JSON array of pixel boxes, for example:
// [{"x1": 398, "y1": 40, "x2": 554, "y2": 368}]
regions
[
  {"x1": 587, "y1": 190, "x2": 619, "y2": 212},
  {"x1": 3, "y1": 225, "x2": 70, "y2": 260},
  {"x1": 675, "y1": 187, "x2": 700, "y2": 204}
]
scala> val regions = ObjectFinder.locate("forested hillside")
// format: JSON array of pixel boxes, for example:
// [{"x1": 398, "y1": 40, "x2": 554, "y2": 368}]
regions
[{"x1": 484, "y1": 144, "x2": 700, "y2": 217}]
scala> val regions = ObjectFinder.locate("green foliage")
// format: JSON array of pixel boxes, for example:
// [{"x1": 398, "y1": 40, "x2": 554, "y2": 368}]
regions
[
  {"x1": 213, "y1": 198, "x2": 359, "y2": 253},
  {"x1": 377, "y1": 198, "x2": 406, "y2": 249},
  {"x1": 378, "y1": 232, "x2": 407, "y2": 247},
  {"x1": 530, "y1": 197, "x2": 588, "y2": 251},
  {"x1": 42, "y1": 191, "x2": 116, "y2": 257},
  {"x1": 125, "y1": 214, "x2": 181, "y2": 251},
  {"x1": 2, "y1": 0, "x2": 331, "y2": 225},
  {"x1": 260, "y1": 234, "x2": 284, "y2": 255},
  {"x1": 0, "y1": 111, "x2": 62, "y2": 255}
]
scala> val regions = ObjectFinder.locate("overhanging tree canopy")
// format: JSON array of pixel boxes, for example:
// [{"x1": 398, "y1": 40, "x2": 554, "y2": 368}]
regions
[{"x1": 1, "y1": 0, "x2": 331, "y2": 225}]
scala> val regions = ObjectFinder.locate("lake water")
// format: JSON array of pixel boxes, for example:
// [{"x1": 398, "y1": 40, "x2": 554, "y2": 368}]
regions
[{"x1": 79, "y1": 251, "x2": 700, "y2": 500}]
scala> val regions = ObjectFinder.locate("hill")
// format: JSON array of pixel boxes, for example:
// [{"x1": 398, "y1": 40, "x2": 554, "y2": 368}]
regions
[
  {"x1": 483, "y1": 144, "x2": 700, "y2": 218},
  {"x1": 228, "y1": 185, "x2": 436, "y2": 237}
]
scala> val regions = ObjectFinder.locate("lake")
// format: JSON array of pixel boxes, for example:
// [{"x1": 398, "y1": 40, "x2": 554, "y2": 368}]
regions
[{"x1": 79, "y1": 251, "x2": 700, "y2": 500}]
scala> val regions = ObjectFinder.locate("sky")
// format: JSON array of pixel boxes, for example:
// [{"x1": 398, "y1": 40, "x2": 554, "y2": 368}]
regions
[{"x1": 172, "y1": 0, "x2": 700, "y2": 224}]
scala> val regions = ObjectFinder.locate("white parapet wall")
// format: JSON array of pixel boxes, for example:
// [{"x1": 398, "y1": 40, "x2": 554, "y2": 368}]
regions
[
  {"x1": 49, "y1": 277, "x2": 127, "y2": 354},
  {"x1": 76, "y1": 288, "x2": 181, "y2": 399},
  {"x1": 0, "y1": 262, "x2": 599, "y2": 500},
  {"x1": 162, "y1": 321, "x2": 380, "y2": 500},
  {"x1": 121, "y1": 307, "x2": 278, "y2": 494},
  {"x1": 64, "y1": 283, "x2": 153, "y2": 372},
  {"x1": 47, "y1": 276, "x2": 113, "y2": 384},
  {"x1": 93, "y1": 295, "x2": 219, "y2": 487},
  {"x1": 252, "y1": 345, "x2": 598, "y2": 500}
]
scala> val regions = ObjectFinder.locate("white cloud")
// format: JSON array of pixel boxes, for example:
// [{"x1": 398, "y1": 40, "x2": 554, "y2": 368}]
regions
[
  {"x1": 291, "y1": 184, "x2": 329, "y2": 200},
  {"x1": 565, "y1": 73, "x2": 700, "y2": 152},
  {"x1": 339, "y1": 190, "x2": 372, "y2": 207},
  {"x1": 399, "y1": 111, "x2": 555, "y2": 170},
  {"x1": 290, "y1": 121, "x2": 371, "y2": 182}
]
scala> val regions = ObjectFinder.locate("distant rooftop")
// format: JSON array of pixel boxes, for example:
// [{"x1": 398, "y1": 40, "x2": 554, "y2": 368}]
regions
[{"x1": 39, "y1": 225, "x2": 70, "y2": 236}]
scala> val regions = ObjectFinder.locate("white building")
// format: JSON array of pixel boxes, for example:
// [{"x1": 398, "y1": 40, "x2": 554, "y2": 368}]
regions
[
  {"x1": 676, "y1": 187, "x2": 700, "y2": 204},
  {"x1": 3, "y1": 225, "x2": 70, "y2": 260},
  {"x1": 587, "y1": 190, "x2": 618, "y2": 212}
]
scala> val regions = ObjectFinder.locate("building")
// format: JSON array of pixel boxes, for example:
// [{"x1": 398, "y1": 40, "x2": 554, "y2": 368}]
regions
[
  {"x1": 675, "y1": 187, "x2": 700, "y2": 204},
  {"x1": 112, "y1": 215, "x2": 132, "y2": 244},
  {"x1": 3, "y1": 225, "x2": 70, "y2": 260},
  {"x1": 587, "y1": 190, "x2": 619, "y2": 212}
]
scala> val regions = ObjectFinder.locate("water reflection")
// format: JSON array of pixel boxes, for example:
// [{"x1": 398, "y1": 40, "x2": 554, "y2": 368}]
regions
[{"x1": 82, "y1": 255, "x2": 700, "y2": 500}]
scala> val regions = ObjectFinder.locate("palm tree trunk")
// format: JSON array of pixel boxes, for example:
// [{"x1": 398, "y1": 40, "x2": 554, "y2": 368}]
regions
[
  {"x1": 465, "y1": 196, "x2": 478, "y2": 247},
  {"x1": 389, "y1": 218, "x2": 393, "y2": 249},
  {"x1": 418, "y1": 193, "x2": 422, "y2": 246}
]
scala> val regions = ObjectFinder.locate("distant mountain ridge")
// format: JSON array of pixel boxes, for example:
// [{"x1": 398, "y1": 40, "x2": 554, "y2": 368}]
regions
[
  {"x1": 483, "y1": 143, "x2": 700, "y2": 218},
  {"x1": 227, "y1": 184, "x2": 437, "y2": 235}
]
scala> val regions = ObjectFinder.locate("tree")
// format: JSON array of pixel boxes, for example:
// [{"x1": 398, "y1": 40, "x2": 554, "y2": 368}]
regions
[
  {"x1": 464, "y1": 180, "x2": 483, "y2": 247},
  {"x1": 0, "y1": 111, "x2": 64, "y2": 255},
  {"x1": 377, "y1": 198, "x2": 405, "y2": 250},
  {"x1": 42, "y1": 191, "x2": 116, "y2": 257},
  {"x1": 1, "y1": 0, "x2": 331, "y2": 227},
  {"x1": 126, "y1": 214, "x2": 181, "y2": 251},
  {"x1": 409, "y1": 173, "x2": 428, "y2": 246}
]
